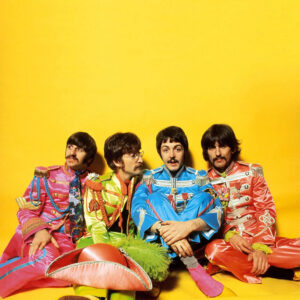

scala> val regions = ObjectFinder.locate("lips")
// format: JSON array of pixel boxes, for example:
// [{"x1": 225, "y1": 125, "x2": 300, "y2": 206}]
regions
[
  {"x1": 168, "y1": 160, "x2": 178, "y2": 164},
  {"x1": 214, "y1": 157, "x2": 225, "y2": 163},
  {"x1": 66, "y1": 155, "x2": 78, "y2": 162}
]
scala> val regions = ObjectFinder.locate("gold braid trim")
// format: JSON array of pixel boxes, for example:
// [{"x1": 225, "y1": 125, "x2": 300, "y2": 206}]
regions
[
  {"x1": 95, "y1": 190, "x2": 125, "y2": 231},
  {"x1": 21, "y1": 217, "x2": 47, "y2": 237}
]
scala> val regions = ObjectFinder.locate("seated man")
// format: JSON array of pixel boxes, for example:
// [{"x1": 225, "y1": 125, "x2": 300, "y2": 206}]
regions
[
  {"x1": 62, "y1": 132, "x2": 170, "y2": 300},
  {"x1": 131, "y1": 126, "x2": 224, "y2": 297},
  {"x1": 201, "y1": 124, "x2": 300, "y2": 283},
  {"x1": 0, "y1": 132, "x2": 97, "y2": 298}
]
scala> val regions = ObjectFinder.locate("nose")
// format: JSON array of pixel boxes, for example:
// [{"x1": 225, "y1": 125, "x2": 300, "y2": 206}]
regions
[
  {"x1": 137, "y1": 155, "x2": 143, "y2": 163},
  {"x1": 215, "y1": 146, "x2": 221, "y2": 156},
  {"x1": 169, "y1": 149, "x2": 175, "y2": 158},
  {"x1": 70, "y1": 146, "x2": 77, "y2": 154}
]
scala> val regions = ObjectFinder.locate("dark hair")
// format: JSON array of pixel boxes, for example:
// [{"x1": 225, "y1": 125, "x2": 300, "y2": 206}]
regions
[
  {"x1": 67, "y1": 132, "x2": 97, "y2": 166},
  {"x1": 104, "y1": 132, "x2": 141, "y2": 171},
  {"x1": 156, "y1": 126, "x2": 188, "y2": 155},
  {"x1": 201, "y1": 124, "x2": 241, "y2": 161}
]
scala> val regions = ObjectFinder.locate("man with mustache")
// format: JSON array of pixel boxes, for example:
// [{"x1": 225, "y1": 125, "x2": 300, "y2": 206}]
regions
[
  {"x1": 65, "y1": 132, "x2": 170, "y2": 300},
  {"x1": 131, "y1": 126, "x2": 224, "y2": 297},
  {"x1": 201, "y1": 124, "x2": 300, "y2": 283},
  {"x1": 0, "y1": 132, "x2": 97, "y2": 298}
]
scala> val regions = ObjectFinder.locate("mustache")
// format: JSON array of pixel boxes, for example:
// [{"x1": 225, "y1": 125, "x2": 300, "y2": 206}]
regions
[
  {"x1": 213, "y1": 156, "x2": 226, "y2": 162},
  {"x1": 168, "y1": 159, "x2": 179, "y2": 164},
  {"x1": 134, "y1": 163, "x2": 143, "y2": 170},
  {"x1": 66, "y1": 155, "x2": 78, "y2": 161}
]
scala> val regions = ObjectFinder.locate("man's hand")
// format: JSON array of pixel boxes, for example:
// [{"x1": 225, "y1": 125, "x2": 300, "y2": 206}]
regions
[
  {"x1": 160, "y1": 221, "x2": 191, "y2": 245},
  {"x1": 170, "y1": 238, "x2": 193, "y2": 257},
  {"x1": 29, "y1": 229, "x2": 59, "y2": 256},
  {"x1": 248, "y1": 250, "x2": 269, "y2": 275},
  {"x1": 229, "y1": 234, "x2": 253, "y2": 254}
]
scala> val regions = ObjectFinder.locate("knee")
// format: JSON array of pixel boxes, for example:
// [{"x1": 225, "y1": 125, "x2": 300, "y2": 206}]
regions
[
  {"x1": 37, "y1": 244, "x2": 61, "y2": 264},
  {"x1": 205, "y1": 239, "x2": 224, "y2": 260}
]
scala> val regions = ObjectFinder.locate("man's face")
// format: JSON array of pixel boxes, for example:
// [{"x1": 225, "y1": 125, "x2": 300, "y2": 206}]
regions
[
  {"x1": 65, "y1": 144, "x2": 88, "y2": 171},
  {"x1": 160, "y1": 139, "x2": 185, "y2": 172},
  {"x1": 207, "y1": 141, "x2": 233, "y2": 172},
  {"x1": 117, "y1": 151, "x2": 144, "y2": 178}
]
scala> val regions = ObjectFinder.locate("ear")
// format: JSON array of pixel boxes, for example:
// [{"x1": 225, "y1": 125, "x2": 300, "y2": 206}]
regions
[{"x1": 113, "y1": 159, "x2": 123, "y2": 168}]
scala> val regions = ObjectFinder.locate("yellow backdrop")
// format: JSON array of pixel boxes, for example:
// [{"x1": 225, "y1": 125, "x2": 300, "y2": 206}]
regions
[{"x1": 0, "y1": 1, "x2": 300, "y2": 299}]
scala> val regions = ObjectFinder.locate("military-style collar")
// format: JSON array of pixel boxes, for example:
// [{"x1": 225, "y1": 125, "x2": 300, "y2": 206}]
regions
[
  {"x1": 211, "y1": 160, "x2": 236, "y2": 177},
  {"x1": 163, "y1": 164, "x2": 185, "y2": 178}
]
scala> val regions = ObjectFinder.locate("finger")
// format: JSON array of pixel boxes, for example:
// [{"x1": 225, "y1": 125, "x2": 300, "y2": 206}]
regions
[
  {"x1": 29, "y1": 243, "x2": 38, "y2": 256},
  {"x1": 241, "y1": 244, "x2": 253, "y2": 254},
  {"x1": 232, "y1": 243, "x2": 242, "y2": 253},
  {"x1": 51, "y1": 237, "x2": 59, "y2": 248},
  {"x1": 259, "y1": 257, "x2": 268, "y2": 275},
  {"x1": 251, "y1": 257, "x2": 259, "y2": 274},
  {"x1": 164, "y1": 234, "x2": 181, "y2": 245},
  {"x1": 176, "y1": 244, "x2": 187, "y2": 258},
  {"x1": 161, "y1": 232, "x2": 172, "y2": 243},
  {"x1": 38, "y1": 241, "x2": 46, "y2": 250},
  {"x1": 171, "y1": 244, "x2": 179, "y2": 255},
  {"x1": 183, "y1": 241, "x2": 193, "y2": 256},
  {"x1": 162, "y1": 232, "x2": 172, "y2": 243},
  {"x1": 179, "y1": 240, "x2": 193, "y2": 257},
  {"x1": 162, "y1": 221, "x2": 172, "y2": 226}
]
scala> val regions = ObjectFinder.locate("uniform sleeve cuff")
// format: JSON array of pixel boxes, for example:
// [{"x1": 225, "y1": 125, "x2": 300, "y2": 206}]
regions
[
  {"x1": 22, "y1": 217, "x2": 49, "y2": 240},
  {"x1": 252, "y1": 243, "x2": 273, "y2": 254},
  {"x1": 224, "y1": 230, "x2": 239, "y2": 242}
]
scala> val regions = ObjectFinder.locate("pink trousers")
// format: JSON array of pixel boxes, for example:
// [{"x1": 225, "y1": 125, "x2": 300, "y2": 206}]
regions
[{"x1": 0, "y1": 226, "x2": 75, "y2": 298}]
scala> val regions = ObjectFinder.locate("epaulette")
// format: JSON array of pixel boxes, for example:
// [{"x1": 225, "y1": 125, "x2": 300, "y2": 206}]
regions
[
  {"x1": 237, "y1": 161, "x2": 251, "y2": 167},
  {"x1": 86, "y1": 172, "x2": 101, "y2": 181},
  {"x1": 34, "y1": 165, "x2": 59, "y2": 178},
  {"x1": 151, "y1": 166, "x2": 164, "y2": 174},
  {"x1": 142, "y1": 172, "x2": 153, "y2": 185},
  {"x1": 250, "y1": 164, "x2": 264, "y2": 177},
  {"x1": 195, "y1": 169, "x2": 209, "y2": 186},
  {"x1": 186, "y1": 167, "x2": 198, "y2": 175},
  {"x1": 85, "y1": 173, "x2": 105, "y2": 191},
  {"x1": 99, "y1": 172, "x2": 113, "y2": 182}
]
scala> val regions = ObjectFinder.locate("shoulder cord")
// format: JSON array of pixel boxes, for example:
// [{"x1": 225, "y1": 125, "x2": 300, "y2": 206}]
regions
[
  {"x1": 30, "y1": 176, "x2": 41, "y2": 205},
  {"x1": 29, "y1": 176, "x2": 68, "y2": 221},
  {"x1": 43, "y1": 177, "x2": 69, "y2": 213},
  {"x1": 94, "y1": 189, "x2": 126, "y2": 233}
]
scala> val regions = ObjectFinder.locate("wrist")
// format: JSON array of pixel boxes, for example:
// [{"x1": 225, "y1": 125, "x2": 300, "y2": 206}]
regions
[
  {"x1": 224, "y1": 230, "x2": 240, "y2": 242},
  {"x1": 252, "y1": 243, "x2": 273, "y2": 255},
  {"x1": 188, "y1": 218, "x2": 203, "y2": 232},
  {"x1": 151, "y1": 221, "x2": 162, "y2": 234},
  {"x1": 156, "y1": 222, "x2": 162, "y2": 235}
]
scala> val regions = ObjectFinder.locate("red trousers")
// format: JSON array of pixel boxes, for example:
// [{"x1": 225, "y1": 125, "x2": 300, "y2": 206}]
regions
[{"x1": 205, "y1": 237, "x2": 300, "y2": 283}]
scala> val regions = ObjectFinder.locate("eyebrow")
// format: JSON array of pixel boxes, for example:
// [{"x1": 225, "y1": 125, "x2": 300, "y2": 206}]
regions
[{"x1": 161, "y1": 144, "x2": 183, "y2": 148}]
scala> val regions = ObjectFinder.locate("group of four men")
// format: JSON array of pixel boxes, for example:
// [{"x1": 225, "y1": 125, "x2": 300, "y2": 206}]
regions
[{"x1": 0, "y1": 124, "x2": 299, "y2": 300}]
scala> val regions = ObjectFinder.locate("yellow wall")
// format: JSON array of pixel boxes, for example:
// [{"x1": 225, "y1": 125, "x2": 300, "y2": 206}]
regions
[{"x1": 1, "y1": 0, "x2": 300, "y2": 245}]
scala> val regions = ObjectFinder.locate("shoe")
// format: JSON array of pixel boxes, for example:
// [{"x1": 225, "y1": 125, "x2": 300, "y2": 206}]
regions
[
  {"x1": 294, "y1": 268, "x2": 300, "y2": 281},
  {"x1": 136, "y1": 281, "x2": 161, "y2": 299},
  {"x1": 188, "y1": 263, "x2": 224, "y2": 297}
]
